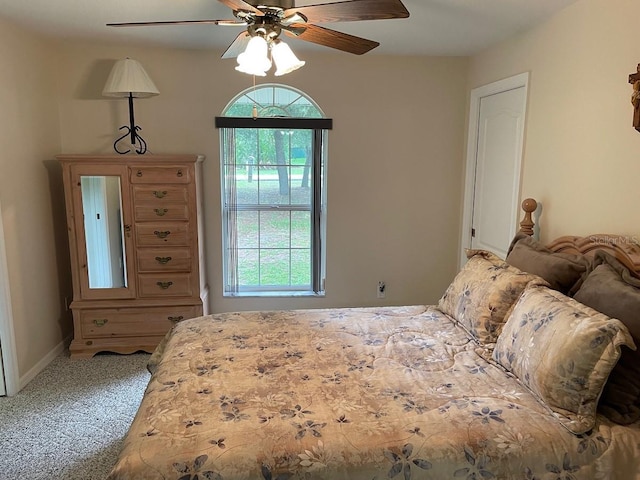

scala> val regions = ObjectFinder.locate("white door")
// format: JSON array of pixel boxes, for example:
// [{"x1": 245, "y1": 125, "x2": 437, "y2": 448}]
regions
[
  {"x1": 0, "y1": 199, "x2": 18, "y2": 396},
  {"x1": 461, "y1": 73, "x2": 529, "y2": 266},
  {"x1": 0, "y1": 202, "x2": 11, "y2": 396}
]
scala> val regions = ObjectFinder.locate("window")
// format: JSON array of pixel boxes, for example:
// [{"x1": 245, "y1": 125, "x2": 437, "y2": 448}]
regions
[{"x1": 216, "y1": 84, "x2": 332, "y2": 296}]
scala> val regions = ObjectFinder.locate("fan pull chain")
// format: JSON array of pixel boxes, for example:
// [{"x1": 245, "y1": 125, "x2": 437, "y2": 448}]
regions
[{"x1": 252, "y1": 75, "x2": 258, "y2": 119}]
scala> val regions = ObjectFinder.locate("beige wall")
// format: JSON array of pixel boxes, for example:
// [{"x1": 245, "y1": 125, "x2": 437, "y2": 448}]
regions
[
  {"x1": 0, "y1": 17, "x2": 68, "y2": 383},
  {"x1": 468, "y1": 0, "x2": 640, "y2": 242},
  {"x1": 54, "y1": 41, "x2": 468, "y2": 313}
]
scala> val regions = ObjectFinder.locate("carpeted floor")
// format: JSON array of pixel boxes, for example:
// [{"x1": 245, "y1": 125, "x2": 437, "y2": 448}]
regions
[{"x1": 0, "y1": 351, "x2": 151, "y2": 480}]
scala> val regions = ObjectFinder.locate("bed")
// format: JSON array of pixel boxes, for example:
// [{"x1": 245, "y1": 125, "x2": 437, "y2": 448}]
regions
[{"x1": 107, "y1": 199, "x2": 640, "y2": 480}]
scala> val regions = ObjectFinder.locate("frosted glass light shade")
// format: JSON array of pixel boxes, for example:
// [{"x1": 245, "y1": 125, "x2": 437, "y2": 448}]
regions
[
  {"x1": 272, "y1": 40, "x2": 305, "y2": 76},
  {"x1": 236, "y1": 36, "x2": 272, "y2": 76},
  {"x1": 103, "y1": 58, "x2": 159, "y2": 98}
]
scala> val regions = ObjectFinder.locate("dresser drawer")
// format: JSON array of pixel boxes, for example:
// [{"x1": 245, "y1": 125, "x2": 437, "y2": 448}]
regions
[
  {"x1": 80, "y1": 306, "x2": 201, "y2": 338},
  {"x1": 134, "y1": 204, "x2": 189, "y2": 222},
  {"x1": 137, "y1": 247, "x2": 192, "y2": 272},
  {"x1": 138, "y1": 273, "x2": 194, "y2": 297},
  {"x1": 135, "y1": 222, "x2": 191, "y2": 246},
  {"x1": 132, "y1": 185, "x2": 189, "y2": 205},
  {"x1": 129, "y1": 166, "x2": 191, "y2": 184}
]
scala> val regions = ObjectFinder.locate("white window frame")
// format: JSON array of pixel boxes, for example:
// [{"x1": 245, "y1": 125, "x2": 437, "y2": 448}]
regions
[{"x1": 216, "y1": 85, "x2": 331, "y2": 297}]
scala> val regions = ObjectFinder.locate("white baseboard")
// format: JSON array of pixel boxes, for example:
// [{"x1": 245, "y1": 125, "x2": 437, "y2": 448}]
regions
[{"x1": 18, "y1": 336, "x2": 70, "y2": 392}]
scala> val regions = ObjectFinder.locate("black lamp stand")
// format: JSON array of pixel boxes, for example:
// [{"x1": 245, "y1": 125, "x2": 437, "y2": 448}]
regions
[{"x1": 113, "y1": 93, "x2": 148, "y2": 155}]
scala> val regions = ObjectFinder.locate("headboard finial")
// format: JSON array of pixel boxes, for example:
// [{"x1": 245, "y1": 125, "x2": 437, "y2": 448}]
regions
[{"x1": 519, "y1": 198, "x2": 537, "y2": 236}]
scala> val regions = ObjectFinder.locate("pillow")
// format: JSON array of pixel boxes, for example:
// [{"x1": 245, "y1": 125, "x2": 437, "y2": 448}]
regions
[
  {"x1": 438, "y1": 249, "x2": 547, "y2": 344},
  {"x1": 506, "y1": 232, "x2": 589, "y2": 294},
  {"x1": 573, "y1": 250, "x2": 640, "y2": 424},
  {"x1": 493, "y1": 285, "x2": 635, "y2": 434}
]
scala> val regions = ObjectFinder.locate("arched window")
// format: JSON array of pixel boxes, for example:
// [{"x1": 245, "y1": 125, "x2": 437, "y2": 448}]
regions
[
  {"x1": 223, "y1": 83, "x2": 324, "y2": 118},
  {"x1": 216, "y1": 85, "x2": 331, "y2": 296}
]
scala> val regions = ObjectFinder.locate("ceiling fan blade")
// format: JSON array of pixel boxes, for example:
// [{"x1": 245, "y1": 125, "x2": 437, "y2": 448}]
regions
[
  {"x1": 221, "y1": 31, "x2": 252, "y2": 59},
  {"x1": 107, "y1": 20, "x2": 244, "y2": 27},
  {"x1": 217, "y1": 0, "x2": 264, "y2": 16},
  {"x1": 283, "y1": 24, "x2": 379, "y2": 55},
  {"x1": 283, "y1": 0, "x2": 409, "y2": 24}
]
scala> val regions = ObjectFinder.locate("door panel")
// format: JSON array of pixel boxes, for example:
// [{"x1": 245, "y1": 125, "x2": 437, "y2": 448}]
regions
[
  {"x1": 461, "y1": 73, "x2": 528, "y2": 267},
  {"x1": 471, "y1": 87, "x2": 525, "y2": 258},
  {"x1": 0, "y1": 200, "x2": 10, "y2": 396}
]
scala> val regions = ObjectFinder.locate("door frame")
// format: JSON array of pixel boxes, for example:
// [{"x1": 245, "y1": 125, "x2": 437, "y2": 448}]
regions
[
  {"x1": 460, "y1": 72, "x2": 529, "y2": 268},
  {"x1": 0, "y1": 201, "x2": 19, "y2": 396}
]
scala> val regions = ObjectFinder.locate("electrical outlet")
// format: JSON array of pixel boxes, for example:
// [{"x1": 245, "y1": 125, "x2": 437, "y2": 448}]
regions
[{"x1": 377, "y1": 281, "x2": 386, "y2": 299}]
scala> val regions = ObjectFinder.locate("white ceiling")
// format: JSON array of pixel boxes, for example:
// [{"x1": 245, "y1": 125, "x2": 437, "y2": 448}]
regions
[{"x1": 0, "y1": 0, "x2": 578, "y2": 56}]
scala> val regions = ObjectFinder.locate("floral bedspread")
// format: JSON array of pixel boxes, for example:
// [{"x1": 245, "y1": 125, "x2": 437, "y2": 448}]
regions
[{"x1": 107, "y1": 306, "x2": 640, "y2": 480}]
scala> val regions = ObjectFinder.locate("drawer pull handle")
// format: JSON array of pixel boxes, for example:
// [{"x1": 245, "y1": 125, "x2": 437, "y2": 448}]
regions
[
  {"x1": 154, "y1": 208, "x2": 168, "y2": 217},
  {"x1": 177, "y1": 169, "x2": 183, "y2": 177},
  {"x1": 93, "y1": 319, "x2": 108, "y2": 327},
  {"x1": 157, "y1": 281, "x2": 173, "y2": 290},
  {"x1": 154, "y1": 230, "x2": 171, "y2": 239},
  {"x1": 153, "y1": 190, "x2": 168, "y2": 199},
  {"x1": 155, "y1": 256, "x2": 172, "y2": 265},
  {"x1": 168, "y1": 316, "x2": 184, "y2": 323},
  {"x1": 136, "y1": 170, "x2": 143, "y2": 177}
]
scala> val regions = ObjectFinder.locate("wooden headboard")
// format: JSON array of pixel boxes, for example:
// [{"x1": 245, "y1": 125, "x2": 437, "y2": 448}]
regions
[
  {"x1": 548, "y1": 235, "x2": 640, "y2": 277},
  {"x1": 519, "y1": 198, "x2": 640, "y2": 276}
]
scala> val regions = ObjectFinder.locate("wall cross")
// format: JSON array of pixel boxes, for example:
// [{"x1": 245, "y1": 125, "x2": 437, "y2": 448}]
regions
[{"x1": 628, "y1": 64, "x2": 640, "y2": 132}]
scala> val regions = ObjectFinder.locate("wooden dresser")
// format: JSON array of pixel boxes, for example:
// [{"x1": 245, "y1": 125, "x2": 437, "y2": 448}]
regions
[{"x1": 58, "y1": 154, "x2": 209, "y2": 358}]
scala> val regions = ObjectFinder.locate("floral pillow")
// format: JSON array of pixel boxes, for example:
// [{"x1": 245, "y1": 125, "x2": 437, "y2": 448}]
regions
[
  {"x1": 493, "y1": 285, "x2": 635, "y2": 434},
  {"x1": 438, "y1": 249, "x2": 547, "y2": 344}
]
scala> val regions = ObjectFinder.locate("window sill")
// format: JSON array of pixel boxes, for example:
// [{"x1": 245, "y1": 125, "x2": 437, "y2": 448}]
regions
[{"x1": 224, "y1": 291, "x2": 325, "y2": 298}]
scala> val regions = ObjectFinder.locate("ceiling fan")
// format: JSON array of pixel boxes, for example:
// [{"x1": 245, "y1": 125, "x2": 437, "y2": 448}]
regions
[{"x1": 107, "y1": 0, "x2": 410, "y2": 61}]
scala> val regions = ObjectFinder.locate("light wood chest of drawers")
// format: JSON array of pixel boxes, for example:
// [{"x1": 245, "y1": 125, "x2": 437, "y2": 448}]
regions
[{"x1": 58, "y1": 154, "x2": 209, "y2": 358}]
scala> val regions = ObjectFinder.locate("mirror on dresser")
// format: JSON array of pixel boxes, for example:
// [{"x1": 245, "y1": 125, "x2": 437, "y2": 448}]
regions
[
  {"x1": 68, "y1": 163, "x2": 136, "y2": 301},
  {"x1": 80, "y1": 175, "x2": 127, "y2": 289}
]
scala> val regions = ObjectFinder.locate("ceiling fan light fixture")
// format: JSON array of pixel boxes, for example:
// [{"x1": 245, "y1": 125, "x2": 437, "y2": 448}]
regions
[
  {"x1": 235, "y1": 35, "x2": 272, "y2": 76},
  {"x1": 271, "y1": 39, "x2": 305, "y2": 76},
  {"x1": 108, "y1": 0, "x2": 411, "y2": 72}
]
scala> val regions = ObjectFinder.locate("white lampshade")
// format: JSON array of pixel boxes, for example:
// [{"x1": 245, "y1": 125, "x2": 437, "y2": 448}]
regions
[
  {"x1": 235, "y1": 36, "x2": 272, "y2": 76},
  {"x1": 103, "y1": 58, "x2": 159, "y2": 98},
  {"x1": 271, "y1": 40, "x2": 305, "y2": 76}
]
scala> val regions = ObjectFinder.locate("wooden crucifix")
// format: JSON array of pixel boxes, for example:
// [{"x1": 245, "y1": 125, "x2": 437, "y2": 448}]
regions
[{"x1": 629, "y1": 64, "x2": 640, "y2": 132}]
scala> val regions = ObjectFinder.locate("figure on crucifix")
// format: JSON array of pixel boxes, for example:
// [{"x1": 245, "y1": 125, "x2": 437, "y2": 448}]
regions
[
  {"x1": 628, "y1": 64, "x2": 640, "y2": 132},
  {"x1": 633, "y1": 82, "x2": 640, "y2": 108}
]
